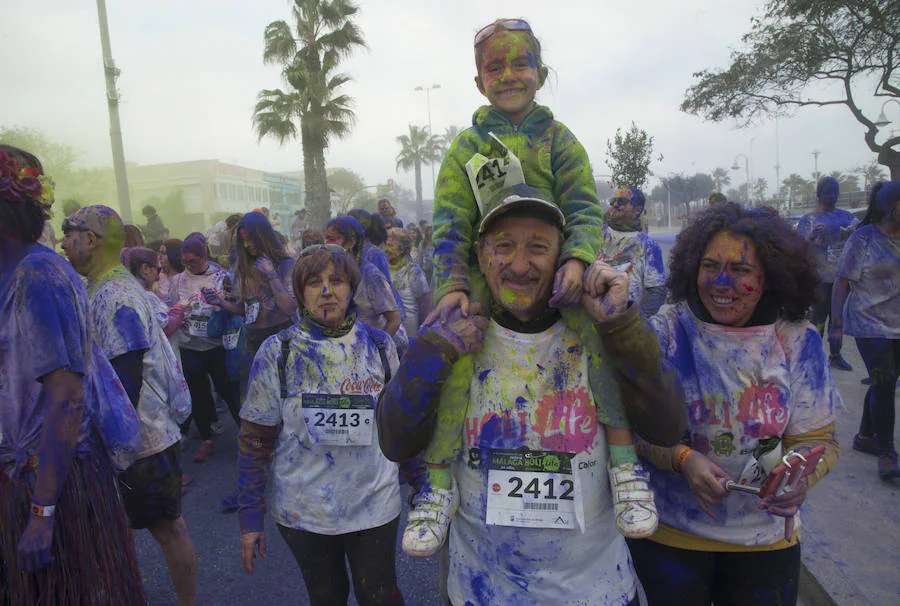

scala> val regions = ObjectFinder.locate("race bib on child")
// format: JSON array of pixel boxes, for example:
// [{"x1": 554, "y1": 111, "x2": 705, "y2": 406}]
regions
[
  {"x1": 465, "y1": 132, "x2": 526, "y2": 214},
  {"x1": 485, "y1": 448, "x2": 579, "y2": 530},
  {"x1": 301, "y1": 393, "x2": 374, "y2": 446},
  {"x1": 223, "y1": 328, "x2": 240, "y2": 350},
  {"x1": 245, "y1": 297, "x2": 260, "y2": 325}
]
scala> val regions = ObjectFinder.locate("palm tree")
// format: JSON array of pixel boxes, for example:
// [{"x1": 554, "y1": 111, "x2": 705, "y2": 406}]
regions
[
  {"x1": 856, "y1": 161, "x2": 887, "y2": 190},
  {"x1": 252, "y1": 0, "x2": 365, "y2": 228},
  {"x1": 782, "y1": 174, "x2": 811, "y2": 210},
  {"x1": 439, "y1": 125, "x2": 463, "y2": 154},
  {"x1": 711, "y1": 167, "x2": 731, "y2": 192},
  {"x1": 396, "y1": 125, "x2": 443, "y2": 217}
]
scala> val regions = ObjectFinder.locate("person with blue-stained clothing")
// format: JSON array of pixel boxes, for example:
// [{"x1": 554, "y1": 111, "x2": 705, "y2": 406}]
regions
[{"x1": 796, "y1": 176, "x2": 859, "y2": 371}]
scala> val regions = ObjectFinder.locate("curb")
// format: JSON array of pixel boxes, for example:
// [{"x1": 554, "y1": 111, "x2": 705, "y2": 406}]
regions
[{"x1": 799, "y1": 529, "x2": 873, "y2": 606}]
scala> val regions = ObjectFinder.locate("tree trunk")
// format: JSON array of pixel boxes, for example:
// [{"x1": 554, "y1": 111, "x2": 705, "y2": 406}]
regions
[
  {"x1": 301, "y1": 122, "x2": 331, "y2": 230},
  {"x1": 414, "y1": 160, "x2": 423, "y2": 222},
  {"x1": 878, "y1": 147, "x2": 900, "y2": 181}
]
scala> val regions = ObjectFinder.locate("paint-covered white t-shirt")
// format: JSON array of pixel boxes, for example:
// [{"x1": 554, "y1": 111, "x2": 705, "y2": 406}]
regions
[
  {"x1": 166, "y1": 264, "x2": 229, "y2": 351},
  {"x1": 89, "y1": 266, "x2": 187, "y2": 459},
  {"x1": 597, "y1": 225, "x2": 666, "y2": 315},
  {"x1": 835, "y1": 224, "x2": 900, "y2": 339},
  {"x1": 449, "y1": 319, "x2": 636, "y2": 606},
  {"x1": 240, "y1": 322, "x2": 401, "y2": 535},
  {"x1": 647, "y1": 302, "x2": 839, "y2": 546},
  {"x1": 390, "y1": 259, "x2": 430, "y2": 337}
]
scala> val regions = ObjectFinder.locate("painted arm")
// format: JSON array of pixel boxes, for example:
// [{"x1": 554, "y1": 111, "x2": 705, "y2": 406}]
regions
[
  {"x1": 551, "y1": 128, "x2": 604, "y2": 267},
  {"x1": 237, "y1": 420, "x2": 278, "y2": 534},
  {"x1": 109, "y1": 349, "x2": 146, "y2": 409},
  {"x1": 18, "y1": 368, "x2": 86, "y2": 573},
  {"x1": 265, "y1": 271, "x2": 298, "y2": 317},
  {"x1": 381, "y1": 310, "x2": 401, "y2": 337},
  {"x1": 416, "y1": 293, "x2": 433, "y2": 328},
  {"x1": 594, "y1": 305, "x2": 687, "y2": 446}
]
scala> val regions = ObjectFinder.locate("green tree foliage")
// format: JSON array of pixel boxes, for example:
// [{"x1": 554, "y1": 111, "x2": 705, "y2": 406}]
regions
[
  {"x1": 661, "y1": 173, "x2": 716, "y2": 216},
  {"x1": 711, "y1": 167, "x2": 732, "y2": 192},
  {"x1": 605, "y1": 122, "x2": 655, "y2": 190},
  {"x1": 327, "y1": 167, "x2": 374, "y2": 215},
  {"x1": 395, "y1": 125, "x2": 442, "y2": 215},
  {"x1": 681, "y1": 0, "x2": 900, "y2": 178},
  {"x1": 855, "y1": 160, "x2": 887, "y2": 188},
  {"x1": 782, "y1": 173, "x2": 812, "y2": 208},
  {"x1": 439, "y1": 125, "x2": 463, "y2": 154},
  {"x1": 0, "y1": 125, "x2": 78, "y2": 183},
  {"x1": 253, "y1": 0, "x2": 365, "y2": 228}
]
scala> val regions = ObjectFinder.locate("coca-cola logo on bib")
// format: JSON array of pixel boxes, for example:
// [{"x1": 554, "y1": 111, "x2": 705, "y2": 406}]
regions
[{"x1": 339, "y1": 376, "x2": 383, "y2": 395}]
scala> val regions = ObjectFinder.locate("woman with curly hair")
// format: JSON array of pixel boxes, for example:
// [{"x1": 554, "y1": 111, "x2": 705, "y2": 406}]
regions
[
  {"x1": 830, "y1": 181, "x2": 900, "y2": 479},
  {"x1": 629, "y1": 203, "x2": 841, "y2": 606}
]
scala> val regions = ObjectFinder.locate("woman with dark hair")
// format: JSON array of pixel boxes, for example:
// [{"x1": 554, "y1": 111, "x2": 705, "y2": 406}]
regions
[
  {"x1": 629, "y1": 203, "x2": 841, "y2": 605},
  {"x1": 831, "y1": 181, "x2": 900, "y2": 479},
  {"x1": 158, "y1": 238, "x2": 184, "y2": 302},
  {"x1": 204, "y1": 211, "x2": 297, "y2": 397},
  {"x1": 324, "y1": 216, "x2": 406, "y2": 355},
  {"x1": 124, "y1": 246, "x2": 185, "y2": 339},
  {"x1": 237, "y1": 245, "x2": 404, "y2": 605},
  {"x1": 0, "y1": 144, "x2": 146, "y2": 603},
  {"x1": 124, "y1": 224, "x2": 145, "y2": 248}
]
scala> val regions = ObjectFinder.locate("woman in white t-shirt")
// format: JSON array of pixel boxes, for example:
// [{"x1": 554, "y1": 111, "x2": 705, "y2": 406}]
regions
[
  {"x1": 831, "y1": 181, "x2": 900, "y2": 480},
  {"x1": 237, "y1": 245, "x2": 404, "y2": 605},
  {"x1": 631, "y1": 203, "x2": 840, "y2": 606}
]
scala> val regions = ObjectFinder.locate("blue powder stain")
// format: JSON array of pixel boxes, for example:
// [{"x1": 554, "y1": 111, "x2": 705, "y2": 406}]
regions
[
  {"x1": 478, "y1": 414, "x2": 524, "y2": 451},
  {"x1": 325, "y1": 452, "x2": 335, "y2": 466},
  {"x1": 799, "y1": 327, "x2": 826, "y2": 387},
  {"x1": 478, "y1": 368, "x2": 491, "y2": 382},
  {"x1": 112, "y1": 305, "x2": 150, "y2": 351},
  {"x1": 470, "y1": 573, "x2": 495, "y2": 604},
  {"x1": 514, "y1": 396, "x2": 527, "y2": 409}
]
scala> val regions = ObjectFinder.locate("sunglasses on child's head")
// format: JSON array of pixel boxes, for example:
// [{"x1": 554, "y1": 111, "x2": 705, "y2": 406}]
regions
[
  {"x1": 474, "y1": 19, "x2": 532, "y2": 47},
  {"x1": 300, "y1": 244, "x2": 346, "y2": 257}
]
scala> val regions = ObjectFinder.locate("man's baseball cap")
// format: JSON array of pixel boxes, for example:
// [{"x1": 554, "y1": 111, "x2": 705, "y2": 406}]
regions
[
  {"x1": 478, "y1": 184, "x2": 565, "y2": 236},
  {"x1": 63, "y1": 205, "x2": 124, "y2": 241}
]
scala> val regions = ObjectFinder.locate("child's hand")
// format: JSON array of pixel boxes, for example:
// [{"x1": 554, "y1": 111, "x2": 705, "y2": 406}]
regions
[
  {"x1": 424, "y1": 291, "x2": 470, "y2": 325},
  {"x1": 423, "y1": 301, "x2": 489, "y2": 356},
  {"x1": 548, "y1": 259, "x2": 586, "y2": 308}
]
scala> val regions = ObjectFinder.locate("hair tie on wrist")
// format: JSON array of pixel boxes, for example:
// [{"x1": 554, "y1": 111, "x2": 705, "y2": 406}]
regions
[{"x1": 674, "y1": 446, "x2": 695, "y2": 474}]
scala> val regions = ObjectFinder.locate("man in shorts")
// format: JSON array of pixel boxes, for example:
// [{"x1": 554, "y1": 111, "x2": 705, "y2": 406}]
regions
[{"x1": 62, "y1": 205, "x2": 198, "y2": 606}]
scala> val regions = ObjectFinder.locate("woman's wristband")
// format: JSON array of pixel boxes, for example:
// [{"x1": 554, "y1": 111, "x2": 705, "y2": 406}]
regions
[{"x1": 673, "y1": 445, "x2": 694, "y2": 474}]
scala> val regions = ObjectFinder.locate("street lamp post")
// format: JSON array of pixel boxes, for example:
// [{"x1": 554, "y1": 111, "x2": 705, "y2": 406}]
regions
[
  {"x1": 731, "y1": 154, "x2": 750, "y2": 204},
  {"x1": 874, "y1": 99, "x2": 900, "y2": 137},
  {"x1": 414, "y1": 84, "x2": 441, "y2": 192},
  {"x1": 96, "y1": 0, "x2": 132, "y2": 223}
]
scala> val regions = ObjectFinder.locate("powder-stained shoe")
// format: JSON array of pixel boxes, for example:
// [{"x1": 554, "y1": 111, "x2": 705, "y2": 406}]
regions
[
  {"x1": 194, "y1": 440, "x2": 214, "y2": 463},
  {"x1": 609, "y1": 462, "x2": 658, "y2": 539},
  {"x1": 829, "y1": 355, "x2": 853, "y2": 371},
  {"x1": 852, "y1": 433, "x2": 878, "y2": 456},
  {"x1": 402, "y1": 479, "x2": 459, "y2": 558},
  {"x1": 878, "y1": 451, "x2": 900, "y2": 481}
]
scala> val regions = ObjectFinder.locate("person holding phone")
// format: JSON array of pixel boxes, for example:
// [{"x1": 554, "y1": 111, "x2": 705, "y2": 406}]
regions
[{"x1": 629, "y1": 203, "x2": 841, "y2": 606}]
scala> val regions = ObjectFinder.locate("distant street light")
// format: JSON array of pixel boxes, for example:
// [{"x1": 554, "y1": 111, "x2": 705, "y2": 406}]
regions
[
  {"x1": 731, "y1": 154, "x2": 750, "y2": 204},
  {"x1": 414, "y1": 84, "x2": 441, "y2": 192}
]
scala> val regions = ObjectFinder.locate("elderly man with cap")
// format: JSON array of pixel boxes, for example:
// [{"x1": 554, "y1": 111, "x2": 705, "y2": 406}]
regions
[
  {"x1": 598, "y1": 186, "x2": 667, "y2": 318},
  {"x1": 164, "y1": 232, "x2": 238, "y2": 462},
  {"x1": 61, "y1": 205, "x2": 198, "y2": 606},
  {"x1": 378, "y1": 185, "x2": 685, "y2": 605},
  {"x1": 797, "y1": 176, "x2": 859, "y2": 371}
]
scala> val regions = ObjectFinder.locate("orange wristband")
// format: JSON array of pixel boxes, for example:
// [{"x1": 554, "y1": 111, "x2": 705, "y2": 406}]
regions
[{"x1": 673, "y1": 446, "x2": 694, "y2": 473}]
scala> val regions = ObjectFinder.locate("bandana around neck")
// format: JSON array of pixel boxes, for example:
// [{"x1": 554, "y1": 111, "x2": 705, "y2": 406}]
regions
[{"x1": 301, "y1": 308, "x2": 356, "y2": 338}]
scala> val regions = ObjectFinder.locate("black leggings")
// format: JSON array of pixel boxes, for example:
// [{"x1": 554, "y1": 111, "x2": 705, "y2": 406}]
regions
[
  {"x1": 812, "y1": 282, "x2": 841, "y2": 356},
  {"x1": 627, "y1": 538, "x2": 800, "y2": 606},
  {"x1": 278, "y1": 518, "x2": 404, "y2": 606},
  {"x1": 855, "y1": 337, "x2": 900, "y2": 451},
  {"x1": 180, "y1": 346, "x2": 240, "y2": 440}
]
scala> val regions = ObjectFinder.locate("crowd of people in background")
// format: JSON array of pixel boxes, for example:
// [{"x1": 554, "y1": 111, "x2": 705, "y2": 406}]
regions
[{"x1": 2, "y1": 15, "x2": 899, "y2": 606}]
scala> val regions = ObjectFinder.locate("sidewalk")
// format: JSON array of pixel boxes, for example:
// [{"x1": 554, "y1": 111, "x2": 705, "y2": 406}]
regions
[{"x1": 798, "y1": 343, "x2": 900, "y2": 605}]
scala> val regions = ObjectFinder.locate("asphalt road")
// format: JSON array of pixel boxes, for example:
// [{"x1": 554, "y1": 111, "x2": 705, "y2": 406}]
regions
[{"x1": 134, "y1": 416, "x2": 444, "y2": 605}]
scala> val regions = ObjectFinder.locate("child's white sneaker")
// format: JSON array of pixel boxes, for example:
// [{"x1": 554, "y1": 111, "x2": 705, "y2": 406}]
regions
[
  {"x1": 609, "y1": 462, "x2": 658, "y2": 539},
  {"x1": 401, "y1": 478, "x2": 459, "y2": 557}
]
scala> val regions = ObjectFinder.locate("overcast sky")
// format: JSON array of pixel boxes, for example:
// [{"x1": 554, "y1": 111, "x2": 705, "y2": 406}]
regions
[{"x1": 1, "y1": 0, "x2": 890, "y2": 199}]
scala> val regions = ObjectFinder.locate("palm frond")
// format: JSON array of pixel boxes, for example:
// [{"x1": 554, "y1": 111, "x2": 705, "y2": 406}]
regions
[{"x1": 263, "y1": 20, "x2": 297, "y2": 65}]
